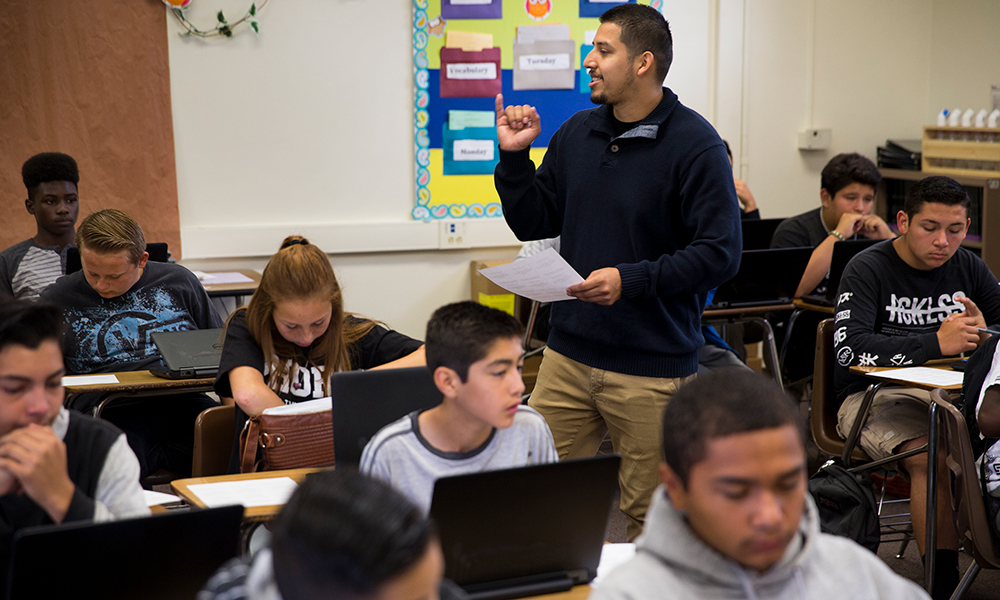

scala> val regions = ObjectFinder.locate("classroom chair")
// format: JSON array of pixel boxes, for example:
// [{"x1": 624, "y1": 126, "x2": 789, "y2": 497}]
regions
[
  {"x1": 811, "y1": 319, "x2": 870, "y2": 464},
  {"x1": 811, "y1": 318, "x2": 915, "y2": 555},
  {"x1": 926, "y1": 389, "x2": 1000, "y2": 599},
  {"x1": 192, "y1": 404, "x2": 236, "y2": 477}
]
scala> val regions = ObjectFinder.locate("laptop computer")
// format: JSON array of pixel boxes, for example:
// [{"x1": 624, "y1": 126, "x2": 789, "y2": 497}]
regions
[
  {"x1": 7, "y1": 504, "x2": 243, "y2": 600},
  {"x1": 708, "y1": 247, "x2": 813, "y2": 309},
  {"x1": 429, "y1": 455, "x2": 621, "y2": 600},
  {"x1": 66, "y1": 242, "x2": 171, "y2": 274},
  {"x1": 741, "y1": 218, "x2": 785, "y2": 250},
  {"x1": 800, "y1": 238, "x2": 883, "y2": 307},
  {"x1": 150, "y1": 328, "x2": 224, "y2": 379},
  {"x1": 330, "y1": 367, "x2": 443, "y2": 466}
]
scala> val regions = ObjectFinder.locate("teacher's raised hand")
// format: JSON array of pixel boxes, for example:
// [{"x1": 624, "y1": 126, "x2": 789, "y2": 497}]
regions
[{"x1": 495, "y1": 94, "x2": 541, "y2": 152}]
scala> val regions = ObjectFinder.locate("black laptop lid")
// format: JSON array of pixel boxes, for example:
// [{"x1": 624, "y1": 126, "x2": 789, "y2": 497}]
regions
[
  {"x1": 7, "y1": 505, "x2": 243, "y2": 600},
  {"x1": 710, "y1": 247, "x2": 812, "y2": 308},
  {"x1": 331, "y1": 367, "x2": 443, "y2": 466},
  {"x1": 429, "y1": 455, "x2": 620, "y2": 598},
  {"x1": 824, "y1": 238, "x2": 883, "y2": 300},
  {"x1": 741, "y1": 218, "x2": 785, "y2": 250},
  {"x1": 150, "y1": 328, "x2": 224, "y2": 377}
]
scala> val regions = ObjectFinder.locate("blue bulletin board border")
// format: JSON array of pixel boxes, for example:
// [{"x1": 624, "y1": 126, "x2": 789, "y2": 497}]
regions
[{"x1": 411, "y1": 0, "x2": 662, "y2": 222}]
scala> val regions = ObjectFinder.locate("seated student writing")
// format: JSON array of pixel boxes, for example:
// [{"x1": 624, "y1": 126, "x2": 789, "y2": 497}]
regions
[
  {"x1": 0, "y1": 152, "x2": 81, "y2": 301},
  {"x1": 0, "y1": 300, "x2": 147, "y2": 591},
  {"x1": 215, "y1": 236, "x2": 425, "y2": 473},
  {"x1": 200, "y1": 470, "x2": 461, "y2": 600},
  {"x1": 41, "y1": 209, "x2": 221, "y2": 479},
  {"x1": 591, "y1": 370, "x2": 929, "y2": 600},
  {"x1": 360, "y1": 301, "x2": 557, "y2": 514}
]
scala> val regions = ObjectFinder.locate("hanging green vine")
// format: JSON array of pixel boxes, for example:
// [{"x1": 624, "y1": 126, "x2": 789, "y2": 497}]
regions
[{"x1": 167, "y1": 0, "x2": 268, "y2": 38}]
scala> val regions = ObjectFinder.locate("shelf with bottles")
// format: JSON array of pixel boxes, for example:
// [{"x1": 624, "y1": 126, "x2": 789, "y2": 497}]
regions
[{"x1": 922, "y1": 126, "x2": 1000, "y2": 177}]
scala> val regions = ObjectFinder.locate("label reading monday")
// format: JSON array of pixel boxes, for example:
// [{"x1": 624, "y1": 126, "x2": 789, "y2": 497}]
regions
[
  {"x1": 446, "y1": 63, "x2": 497, "y2": 80},
  {"x1": 518, "y1": 54, "x2": 570, "y2": 71},
  {"x1": 454, "y1": 139, "x2": 495, "y2": 161}
]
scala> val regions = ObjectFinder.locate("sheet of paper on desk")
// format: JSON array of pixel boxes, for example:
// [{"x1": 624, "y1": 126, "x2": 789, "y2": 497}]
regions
[
  {"x1": 143, "y1": 490, "x2": 181, "y2": 508},
  {"x1": 200, "y1": 272, "x2": 255, "y2": 285},
  {"x1": 478, "y1": 248, "x2": 584, "y2": 302},
  {"x1": 866, "y1": 366, "x2": 964, "y2": 388},
  {"x1": 590, "y1": 543, "x2": 636, "y2": 588},
  {"x1": 187, "y1": 477, "x2": 299, "y2": 508},
  {"x1": 61, "y1": 374, "x2": 120, "y2": 386}
]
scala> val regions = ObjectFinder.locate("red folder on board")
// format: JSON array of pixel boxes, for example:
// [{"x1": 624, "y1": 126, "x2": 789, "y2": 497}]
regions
[{"x1": 439, "y1": 47, "x2": 502, "y2": 98}]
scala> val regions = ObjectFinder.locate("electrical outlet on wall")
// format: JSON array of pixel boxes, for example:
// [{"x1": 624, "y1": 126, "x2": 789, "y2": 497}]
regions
[
  {"x1": 798, "y1": 128, "x2": 832, "y2": 151},
  {"x1": 439, "y1": 221, "x2": 471, "y2": 249}
]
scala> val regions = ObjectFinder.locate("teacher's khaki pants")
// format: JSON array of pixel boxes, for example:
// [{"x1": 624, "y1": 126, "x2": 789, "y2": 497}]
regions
[{"x1": 528, "y1": 348, "x2": 694, "y2": 541}]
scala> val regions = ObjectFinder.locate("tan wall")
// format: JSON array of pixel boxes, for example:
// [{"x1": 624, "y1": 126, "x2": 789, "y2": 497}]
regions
[{"x1": 0, "y1": 0, "x2": 180, "y2": 256}]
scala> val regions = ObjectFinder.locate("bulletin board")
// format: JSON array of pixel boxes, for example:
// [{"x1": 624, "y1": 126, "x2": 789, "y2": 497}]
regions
[{"x1": 411, "y1": 0, "x2": 662, "y2": 221}]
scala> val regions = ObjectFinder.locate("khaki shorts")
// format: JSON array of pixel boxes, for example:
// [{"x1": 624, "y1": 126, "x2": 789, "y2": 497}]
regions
[{"x1": 836, "y1": 387, "x2": 933, "y2": 461}]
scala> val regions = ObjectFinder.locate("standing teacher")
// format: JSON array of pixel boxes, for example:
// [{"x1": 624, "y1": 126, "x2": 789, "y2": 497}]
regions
[{"x1": 494, "y1": 4, "x2": 741, "y2": 540}]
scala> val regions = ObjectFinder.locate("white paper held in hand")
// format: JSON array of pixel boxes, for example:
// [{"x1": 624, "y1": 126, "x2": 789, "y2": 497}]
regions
[{"x1": 477, "y1": 248, "x2": 584, "y2": 302}]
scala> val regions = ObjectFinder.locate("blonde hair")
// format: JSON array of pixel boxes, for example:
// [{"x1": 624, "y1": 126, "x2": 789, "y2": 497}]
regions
[
  {"x1": 75, "y1": 209, "x2": 146, "y2": 264},
  {"x1": 234, "y1": 236, "x2": 376, "y2": 392}
]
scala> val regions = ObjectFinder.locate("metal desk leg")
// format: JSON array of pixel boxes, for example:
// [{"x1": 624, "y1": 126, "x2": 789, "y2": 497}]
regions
[
  {"x1": 779, "y1": 308, "x2": 805, "y2": 374},
  {"x1": 749, "y1": 316, "x2": 784, "y2": 392},
  {"x1": 842, "y1": 382, "x2": 883, "y2": 467},
  {"x1": 925, "y1": 403, "x2": 940, "y2": 595}
]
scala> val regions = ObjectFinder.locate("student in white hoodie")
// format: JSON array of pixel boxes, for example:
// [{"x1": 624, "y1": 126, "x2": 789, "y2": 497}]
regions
[{"x1": 592, "y1": 370, "x2": 929, "y2": 600}]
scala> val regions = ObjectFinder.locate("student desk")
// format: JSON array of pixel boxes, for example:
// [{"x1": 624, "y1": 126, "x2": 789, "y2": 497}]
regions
[
  {"x1": 528, "y1": 586, "x2": 591, "y2": 600},
  {"x1": 63, "y1": 371, "x2": 215, "y2": 417},
  {"x1": 702, "y1": 302, "x2": 794, "y2": 390},
  {"x1": 200, "y1": 269, "x2": 261, "y2": 304},
  {"x1": 171, "y1": 467, "x2": 327, "y2": 553},
  {"x1": 791, "y1": 298, "x2": 835, "y2": 315},
  {"x1": 839, "y1": 359, "x2": 962, "y2": 468}
]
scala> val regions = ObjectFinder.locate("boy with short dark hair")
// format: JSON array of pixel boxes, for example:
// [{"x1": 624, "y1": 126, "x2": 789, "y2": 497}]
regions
[
  {"x1": 360, "y1": 301, "x2": 557, "y2": 513},
  {"x1": 772, "y1": 152, "x2": 893, "y2": 297},
  {"x1": 200, "y1": 470, "x2": 456, "y2": 600},
  {"x1": 591, "y1": 370, "x2": 929, "y2": 600},
  {"x1": 0, "y1": 300, "x2": 147, "y2": 592},
  {"x1": 834, "y1": 175, "x2": 1000, "y2": 599},
  {"x1": 0, "y1": 152, "x2": 81, "y2": 300}
]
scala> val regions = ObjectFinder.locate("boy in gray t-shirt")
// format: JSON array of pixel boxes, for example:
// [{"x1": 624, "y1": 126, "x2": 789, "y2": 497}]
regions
[
  {"x1": 360, "y1": 301, "x2": 557, "y2": 514},
  {"x1": 0, "y1": 153, "x2": 80, "y2": 301}
]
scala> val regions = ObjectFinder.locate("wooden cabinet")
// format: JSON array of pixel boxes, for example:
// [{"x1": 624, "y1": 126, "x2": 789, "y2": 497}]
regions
[{"x1": 875, "y1": 167, "x2": 1000, "y2": 276}]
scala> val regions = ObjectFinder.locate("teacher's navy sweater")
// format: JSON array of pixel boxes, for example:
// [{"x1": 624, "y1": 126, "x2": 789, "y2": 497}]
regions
[{"x1": 495, "y1": 88, "x2": 741, "y2": 378}]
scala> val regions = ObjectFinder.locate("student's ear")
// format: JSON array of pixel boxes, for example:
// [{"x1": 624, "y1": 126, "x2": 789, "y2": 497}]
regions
[
  {"x1": 819, "y1": 188, "x2": 832, "y2": 208},
  {"x1": 659, "y1": 462, "x2": 688, "y2": 512},
  {"x1": 24, "y1": 197, "x2": 35, "y2": 215},
  {"x1": 635, "y1": 51, "x2": 654, "y2": 78},
  {"x1": 896, "y1": 210, "x2": 909, "y2": 234},
  {"x1": 136, "y1": 252, "x2": 149, "y2": 269},
  {"x1": 432, "y1": 366, "x2": 461, "y2": 399}
]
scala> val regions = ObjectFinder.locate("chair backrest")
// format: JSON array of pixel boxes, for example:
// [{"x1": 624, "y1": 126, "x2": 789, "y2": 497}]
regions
[
  {"x1": 931, "y1": 389, "x2": 1000, "y2": 569},
  {"x1": 811, "y1": 318, "x2": 869, "y2": 462},
  {"x1": 192, "y1": 404, "x2": 236, "y2": 477},
  {"x1": 66, "y1": 242, "x2": 171, "y2": 274}
]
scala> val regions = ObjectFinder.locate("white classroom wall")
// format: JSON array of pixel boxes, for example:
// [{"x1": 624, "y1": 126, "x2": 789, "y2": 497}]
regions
[{"x1": 169, "y1": 0, "x2": 1000, "y2": 338}]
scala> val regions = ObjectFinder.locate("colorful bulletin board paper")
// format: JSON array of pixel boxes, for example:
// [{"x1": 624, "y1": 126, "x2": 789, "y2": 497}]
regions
[
  {"x1": 412, "y1": 0, "x2": 660, "y2": 221},
  {"x1": 446, "y1": 30, "x2": 495, "y2": 51},
  {"x1": 443, "y1": 0, "x2": 503, "y2": 20},
  {"x1": 448, "y1": 110, "x2": 496, "y2": 129},
  {"x1": 579, "y1": 0, "x2": 635, "y2": 19}
]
